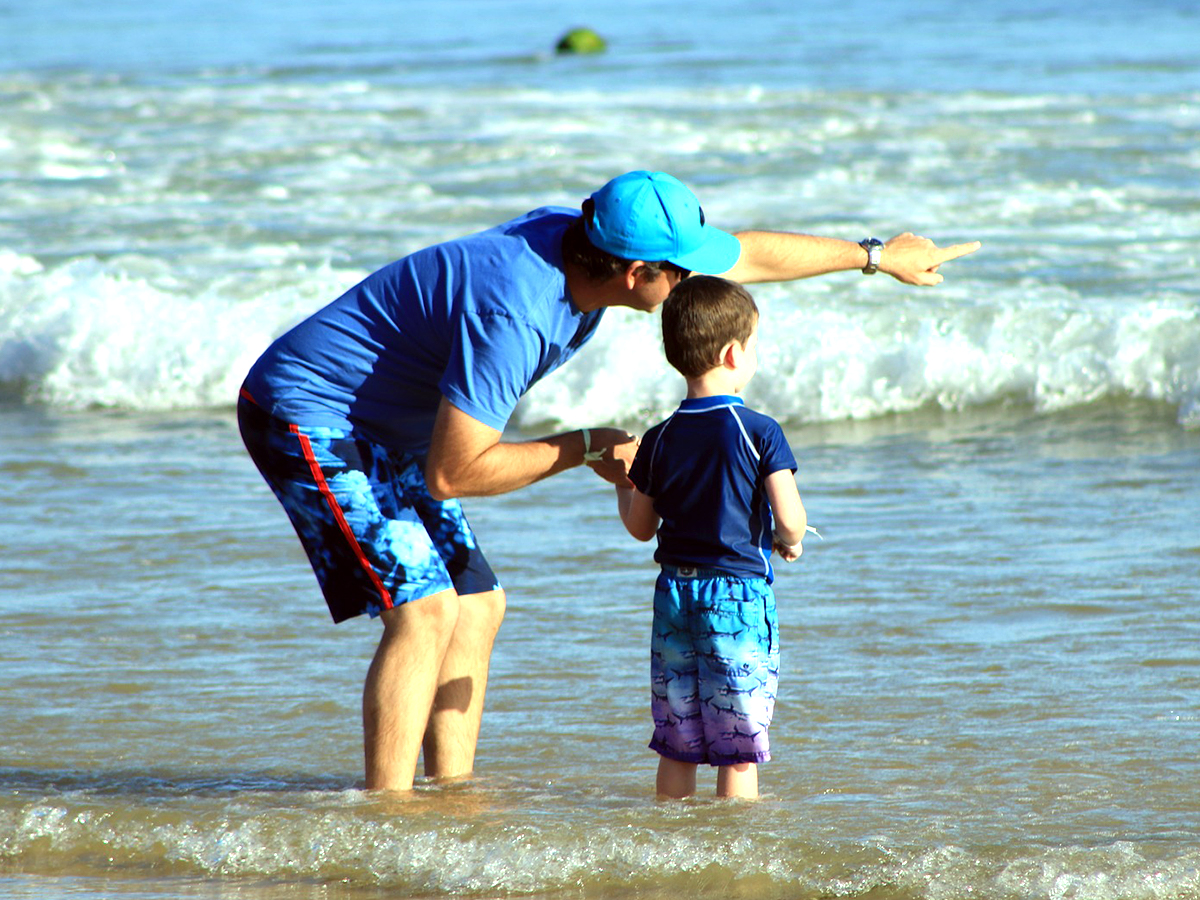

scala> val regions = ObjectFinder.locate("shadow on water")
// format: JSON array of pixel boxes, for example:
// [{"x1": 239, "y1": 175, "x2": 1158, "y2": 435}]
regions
[
  {"x1": 0, "y1": 766, "x2": 353, "y2": 798},
  {"x1": 0, "y1": 765, "x2": 498, "y2": 815}
]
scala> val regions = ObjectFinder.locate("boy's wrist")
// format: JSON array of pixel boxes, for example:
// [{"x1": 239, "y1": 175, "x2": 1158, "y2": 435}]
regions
[{"x1": 773, "y1": 530, "x2": 803, "y2": 550}]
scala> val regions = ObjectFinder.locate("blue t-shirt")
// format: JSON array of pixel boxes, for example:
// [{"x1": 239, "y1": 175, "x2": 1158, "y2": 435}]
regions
[
  {"x1": 629, "y1": 395, "x2": 798, "y2": 582},
  {"x1": 242, "y1": 207, "x2": 604, "y2": 454}
]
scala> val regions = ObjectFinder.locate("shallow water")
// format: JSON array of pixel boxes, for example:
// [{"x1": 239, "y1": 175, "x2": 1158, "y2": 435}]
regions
[
  {"x1": 3, "y1": 0, "x2": 1200, "y2": 896},
  {"x1": 3, "y1": 401, "x2": 1199, "y2": 898}
]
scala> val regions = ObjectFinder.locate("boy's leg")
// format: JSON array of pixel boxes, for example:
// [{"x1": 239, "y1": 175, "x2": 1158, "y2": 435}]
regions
[
  {"x1": 422, "y1": 587, "x2": 507, "y2": 779},
  {"x1": 695, "y1": 577, "x2": 779, "y2": 769},
  {"x1": 649, "y1": 573, "x2": 706, "y2": 766},
  {"x1": 716, "y1": 762, "x2": 758, "y2": 799},
  {"x1": 656, "y1": 757, "x2": 698, "y2": 799}
]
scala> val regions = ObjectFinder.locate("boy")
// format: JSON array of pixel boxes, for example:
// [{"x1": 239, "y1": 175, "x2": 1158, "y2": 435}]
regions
[{"x1": 616, "y1": 275, "x2": 809, "y2": 800}]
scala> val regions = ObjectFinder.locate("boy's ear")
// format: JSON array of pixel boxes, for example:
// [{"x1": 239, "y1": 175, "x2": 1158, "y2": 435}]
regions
[{"x1": 719, "y1": 340, "x2": 740, "y2": 370}]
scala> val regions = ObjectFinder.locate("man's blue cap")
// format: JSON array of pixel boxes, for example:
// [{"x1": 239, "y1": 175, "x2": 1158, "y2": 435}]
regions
[{"x1": 584, "y1": 171, "x2": 741, "y2": 275}]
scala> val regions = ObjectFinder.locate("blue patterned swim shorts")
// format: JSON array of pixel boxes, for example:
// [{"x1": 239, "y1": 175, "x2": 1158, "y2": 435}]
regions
[
  {"x1": 238, "y1": 393, "x2": 498, "y2": 623},
  {"x1": 649, "y1": 567, "x2": 779, "y2": 766}
]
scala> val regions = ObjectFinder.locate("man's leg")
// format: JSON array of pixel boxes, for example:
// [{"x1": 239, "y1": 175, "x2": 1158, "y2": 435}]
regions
[
  {"x1": 422, "y1": 587, "x2": 506, "y2": 779},
  {"x1": 363, "y1": 588, "x2": 460, "y2": 791}
]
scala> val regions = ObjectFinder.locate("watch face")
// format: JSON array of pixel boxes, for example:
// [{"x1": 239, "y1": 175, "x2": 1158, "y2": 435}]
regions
[{"x1": 861, "y1": 238, "x2": 882, "y2": 273}]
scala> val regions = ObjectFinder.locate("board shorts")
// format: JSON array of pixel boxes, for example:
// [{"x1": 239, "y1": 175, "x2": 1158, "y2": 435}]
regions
[
  {"x1": 238, "y1": 391, "x2": 499, "y2": 623},
  {"x1": 649, "y1": 566, "x2": 779, "y2": 767}
]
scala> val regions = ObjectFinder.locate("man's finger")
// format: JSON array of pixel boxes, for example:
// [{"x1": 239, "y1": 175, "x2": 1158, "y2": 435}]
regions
[{"x1": 935, "y1": 240, "x2": 982, "y2": 264}]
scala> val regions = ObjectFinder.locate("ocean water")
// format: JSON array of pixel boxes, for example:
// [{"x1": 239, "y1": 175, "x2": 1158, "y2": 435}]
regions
[{"x1": 2, "y1": 0, "x2": 1200, "y2": 898}]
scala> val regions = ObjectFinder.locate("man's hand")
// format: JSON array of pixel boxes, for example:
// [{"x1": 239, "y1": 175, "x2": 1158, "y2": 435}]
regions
[
  {"x1": 426, "y1": 398, "x2": 620, "y2": 499},
  {"x1": 881, "y1": 233, "x2": 982, "y2": 286},
  {"x1": 583, "y1": 428, "x2": 639, "y2": 487}
]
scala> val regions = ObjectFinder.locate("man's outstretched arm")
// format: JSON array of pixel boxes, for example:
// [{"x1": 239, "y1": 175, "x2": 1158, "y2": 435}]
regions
[{"x1": 723, "y1": 230, "x2": 981, "y2": 286}]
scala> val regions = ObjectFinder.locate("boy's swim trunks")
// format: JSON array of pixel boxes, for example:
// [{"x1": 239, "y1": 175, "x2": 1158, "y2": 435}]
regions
[
  {"x1": 649, "y1": 567, "x2": 779, "y2": 766},
  {"x1": 238, "y1": 393, "x2": 498, "y2": 623}
]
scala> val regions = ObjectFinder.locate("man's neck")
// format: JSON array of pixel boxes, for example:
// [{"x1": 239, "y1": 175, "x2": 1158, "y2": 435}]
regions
[{"x1": 564, "y1": 262, "x2": 615, "y2": 314}]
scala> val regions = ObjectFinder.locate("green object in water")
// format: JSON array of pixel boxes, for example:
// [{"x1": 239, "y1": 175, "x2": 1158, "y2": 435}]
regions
[{"x1": 556, "y1": 28, "x2": 607, "y2": 55}]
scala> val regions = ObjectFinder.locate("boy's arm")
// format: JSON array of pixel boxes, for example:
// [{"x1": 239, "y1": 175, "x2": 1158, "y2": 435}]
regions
[
  {"x1": 765, "y1": 468, "x2": 807, "y2": 561},
  {"x1": 616, "y1": 484, "x2": 660, "y2": 542}
]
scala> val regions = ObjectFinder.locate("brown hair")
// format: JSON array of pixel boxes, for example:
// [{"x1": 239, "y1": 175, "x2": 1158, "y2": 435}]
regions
[
  {"x1": 661, "y1": 276, "x2": 758, "y2": 378},
  {"x1": 561, "y1": 205, "x2": 673, "y2": 283}
]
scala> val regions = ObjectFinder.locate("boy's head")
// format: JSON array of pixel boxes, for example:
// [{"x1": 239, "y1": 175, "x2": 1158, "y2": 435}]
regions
[{"x1": 661, "y1": 276, "x2": 759, "y2": 379}]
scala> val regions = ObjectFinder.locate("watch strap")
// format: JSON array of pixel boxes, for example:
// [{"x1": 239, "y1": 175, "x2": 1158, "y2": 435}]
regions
[{"x1": 859, "y1": 237, "x2": 884, "y2": 275}]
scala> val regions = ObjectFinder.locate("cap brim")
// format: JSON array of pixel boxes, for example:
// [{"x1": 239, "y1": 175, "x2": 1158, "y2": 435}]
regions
[{"x1": 669, "y1": 228, "x2": 742, "y2": 276}]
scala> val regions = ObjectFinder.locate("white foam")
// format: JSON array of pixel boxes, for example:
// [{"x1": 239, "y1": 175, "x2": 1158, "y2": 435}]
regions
[
  {"x1": 6, "y1": 793, "x2": 1200, "y2": 899},
  {"x1": 0, "y1": 252, "x2": 361, "y2": 409},
  {"x1": 518, "y1": 282, "x2": 1200, "y2": 431},
  {"x1": 1, "y1": 76, "x2": 1196, "y2": 427},
  {"x1": 2, "y1": 246, "x2": 1197, "y2": 427}
]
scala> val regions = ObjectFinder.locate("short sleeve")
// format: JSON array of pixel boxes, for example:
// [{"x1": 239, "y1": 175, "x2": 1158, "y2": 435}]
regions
[
  {"x1": 629, "y1": 442, "x2": 652, "y2": 496},
  {"x1": 439, "y1": 311, "x2": 544, "y2": 432},
  {"x1": 758, "y1": 417, "x2": 798, "y2": 477}
]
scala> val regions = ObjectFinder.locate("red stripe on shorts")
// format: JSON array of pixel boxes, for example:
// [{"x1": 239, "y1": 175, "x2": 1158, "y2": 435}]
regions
[{"x1": 289, "y1": 424, "x2": 394, "y2": 610}]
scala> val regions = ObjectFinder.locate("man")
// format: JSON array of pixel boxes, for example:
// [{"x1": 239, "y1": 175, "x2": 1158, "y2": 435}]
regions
[{"x1": 238, "y1": 170, "x2": 979, "y2": 791}]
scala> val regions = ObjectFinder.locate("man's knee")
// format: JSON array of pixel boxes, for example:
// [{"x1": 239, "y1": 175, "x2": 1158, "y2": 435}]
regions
[
  {"x1": 483, "y1": 587, "x2": 506, "y2": 628},
  {"x1": 379, "y1": 589, "x2": 461, "y2": 646},
  {"x1": 462, "y1": 588, "x2": 506, "y2": 637}
]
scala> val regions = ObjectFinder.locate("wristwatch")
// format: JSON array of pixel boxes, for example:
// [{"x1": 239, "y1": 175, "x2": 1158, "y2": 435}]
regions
[{"x1": 859, "y1": 237, "x2": 884, "y2": 275}]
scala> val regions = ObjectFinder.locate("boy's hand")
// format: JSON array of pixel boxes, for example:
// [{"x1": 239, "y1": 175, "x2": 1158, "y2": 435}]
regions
[
  {"x1": 774, "y1": 525, "x2": 821, "y2": 562},
  {"x1": 773, "y1": 535, "x2": 804, "y2": 562},
  {"x1": 583, "y1": 428, "x2": 640, "y2": 487}
]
